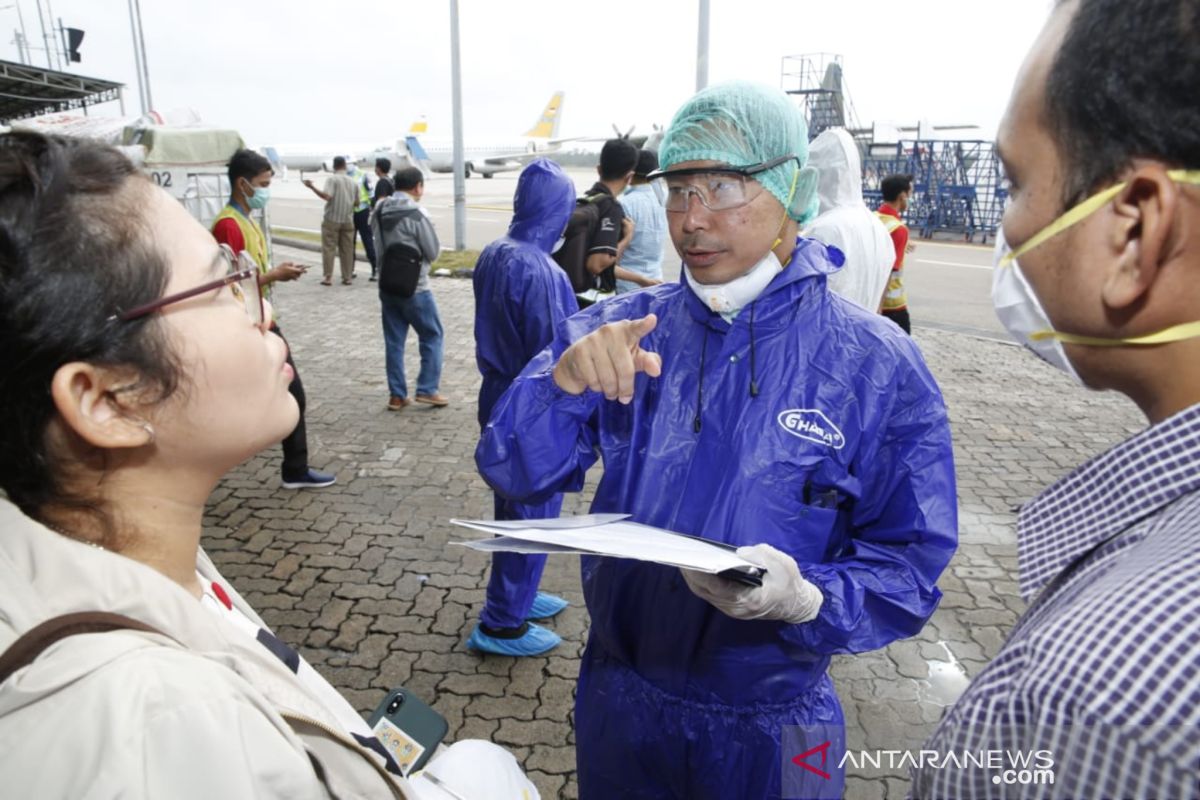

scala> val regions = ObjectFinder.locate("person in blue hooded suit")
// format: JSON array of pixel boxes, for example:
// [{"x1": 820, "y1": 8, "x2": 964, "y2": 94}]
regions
[
  {"x1": 477, "y1": 84, "x2": 958, "y2": 799},
  {"x1": 467, "y1": 159, "x2": 581, "y2": 657}
]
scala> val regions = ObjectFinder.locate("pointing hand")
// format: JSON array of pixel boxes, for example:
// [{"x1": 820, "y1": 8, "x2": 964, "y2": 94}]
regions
[{"x1": 553, "y1": 314, "x2": 662, "y2": 404}]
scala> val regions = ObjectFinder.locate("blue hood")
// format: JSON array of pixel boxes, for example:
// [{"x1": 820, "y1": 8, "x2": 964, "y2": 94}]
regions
[{"x1": 507, "y1": 158, "x2": 576, "y2": 252}]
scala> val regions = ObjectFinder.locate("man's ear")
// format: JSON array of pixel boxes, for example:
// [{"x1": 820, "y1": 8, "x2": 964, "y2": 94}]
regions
[
  {"x1": 49, "y1": 363, "x2": 156, "y2": 450},
  {"x1": 1102, "y1": 165, "x2": 1179, "y2": 310}
]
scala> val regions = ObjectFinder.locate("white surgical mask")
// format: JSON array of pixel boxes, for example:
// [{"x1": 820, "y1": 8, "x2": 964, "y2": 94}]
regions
[
  {"x1": 992, "y1": 169, "x2": 1200, "y2": 384},
  {"x1": 550, "y1": 236, "x2": 565, "y2": 254},
  {"x1": 991, "y1": 227, "x2": 1082, "y2": 382},
  {"x1": 685, "y1": 250, "x2": 783, "y2": 320}
]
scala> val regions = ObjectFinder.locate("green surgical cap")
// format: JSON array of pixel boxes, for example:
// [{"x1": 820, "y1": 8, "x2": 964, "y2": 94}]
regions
[{"x1": 658, "y1": 81, "x2": 819, "y2": 224}]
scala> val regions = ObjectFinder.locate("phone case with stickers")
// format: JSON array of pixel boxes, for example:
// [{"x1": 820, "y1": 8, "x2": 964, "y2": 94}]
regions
[{"x1": 368, "y1": 687, "x2": 448, "y2": 776}]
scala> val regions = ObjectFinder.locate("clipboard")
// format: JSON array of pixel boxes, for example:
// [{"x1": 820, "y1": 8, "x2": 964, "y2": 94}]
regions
[{"x1": 449, "y1": 515, "x2": 767, "y2": 586}]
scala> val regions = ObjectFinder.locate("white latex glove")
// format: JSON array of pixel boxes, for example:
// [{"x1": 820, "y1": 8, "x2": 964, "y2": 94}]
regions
[{"x1": 681, "y1": 543, "x2": 823, "y2": 624}]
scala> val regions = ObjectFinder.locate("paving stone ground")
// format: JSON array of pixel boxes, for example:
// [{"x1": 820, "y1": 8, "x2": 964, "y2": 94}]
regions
[{"x1": 202, "y1": 244, "x2": 1145, "y2": 799}]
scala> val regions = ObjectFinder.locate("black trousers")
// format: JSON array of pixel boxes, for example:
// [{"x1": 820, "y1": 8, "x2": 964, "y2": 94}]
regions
[
  {"x1": 882, "y1": 307, "x2": 911, "y2": 335},
  {"x1": 272, "y1": 323, "x2": 309, "y2": 478},
  {"x1": 352, "y1": 207, "x2": 377, "y2": 275}
]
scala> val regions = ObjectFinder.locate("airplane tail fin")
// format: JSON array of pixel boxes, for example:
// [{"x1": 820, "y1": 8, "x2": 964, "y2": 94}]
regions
[
  {"x1": 404, "y1": 136, "x2": 432, "y2": 177},
  {"x1": 408, "y1": 116, "x2": 428, "y2": 136},
  {"x1": 523, "y1": 91, "x2": 564, "y2": 139},
  {"x1": 262, "y1": 146, "x2": 287, "y2": 179}
]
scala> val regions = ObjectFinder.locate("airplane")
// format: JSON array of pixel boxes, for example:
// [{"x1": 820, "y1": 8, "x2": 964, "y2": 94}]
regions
[
  {"x1": 399, "y1": 91, "x2": 579, "y2": 178},
  {"x1": 258, "y1": 143, "x2": 384, "y2": 177}
]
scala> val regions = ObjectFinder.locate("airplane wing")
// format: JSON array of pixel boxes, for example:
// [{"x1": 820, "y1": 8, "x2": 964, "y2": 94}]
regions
[{"x1": 480, "y1": 150, "x2": 544, "y2": 166}]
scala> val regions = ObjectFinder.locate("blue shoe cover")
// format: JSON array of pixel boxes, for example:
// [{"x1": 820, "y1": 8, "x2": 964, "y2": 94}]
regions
[
  {"x1": 466, "y1": 622, "x2": 561, "y2": 656},
  {"x1": 527, "y1": 592, "x2": 569, "y2": 620}
]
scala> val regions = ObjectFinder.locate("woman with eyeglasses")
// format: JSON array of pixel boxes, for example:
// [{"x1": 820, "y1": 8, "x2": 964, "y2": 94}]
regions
[{"x1": 0, "y1": 132, "x2": 536, "y2": 799}]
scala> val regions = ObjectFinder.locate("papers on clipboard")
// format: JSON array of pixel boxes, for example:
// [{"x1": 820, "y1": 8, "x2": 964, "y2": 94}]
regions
[{"x1": 449, "y1": 513, "x2": 766, "y2": 586}]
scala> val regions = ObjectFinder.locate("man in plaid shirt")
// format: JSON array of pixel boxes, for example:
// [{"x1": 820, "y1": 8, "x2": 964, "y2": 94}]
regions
[{"x1": 913, "y1": 0, "x2": 1200, "y2": 797}]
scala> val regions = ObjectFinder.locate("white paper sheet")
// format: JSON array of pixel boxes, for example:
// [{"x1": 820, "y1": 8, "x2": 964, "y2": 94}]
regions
[{"x1": 448, "y1": 516, "x2": 766, "y2": 582}]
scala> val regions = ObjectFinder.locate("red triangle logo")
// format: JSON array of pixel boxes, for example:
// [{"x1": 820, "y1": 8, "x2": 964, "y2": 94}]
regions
[{"x1": 792, "y1": 740, "x2": 832, "y2": 780}]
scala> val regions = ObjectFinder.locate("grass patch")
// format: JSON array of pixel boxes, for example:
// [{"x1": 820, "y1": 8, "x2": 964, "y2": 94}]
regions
[
  {"x1": 433, "y1": 249, "x2": 481, "y2": 270},
  {"x1": 271, "y1": 227, "x2": 479, "y2": 271}
]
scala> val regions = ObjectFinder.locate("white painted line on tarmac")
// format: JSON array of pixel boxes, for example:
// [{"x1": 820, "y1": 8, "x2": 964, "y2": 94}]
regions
[
  {"x1": 916, "y1": 240, "x2": 993, "y2": 252},
  {"x1": 911, "y1": 257, "x2": 992, "y2": 271}
]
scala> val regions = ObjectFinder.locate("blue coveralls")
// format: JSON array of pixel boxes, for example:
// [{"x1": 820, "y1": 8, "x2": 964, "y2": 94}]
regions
[
  {"x1": 477, "y1": 238, "x2": 958, "y2": 798},
  {"x1": 472, "y1": 159, "x2": 580, "y2": 629}
]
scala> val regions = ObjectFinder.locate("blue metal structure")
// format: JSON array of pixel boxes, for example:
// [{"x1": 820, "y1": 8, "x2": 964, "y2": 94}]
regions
[
  {"x1": 861, "y1": 139, "x2": 1007, "y2": 242},
  {"x1": 783, "y1": 53, "x2": 1007, "y2": 242}
]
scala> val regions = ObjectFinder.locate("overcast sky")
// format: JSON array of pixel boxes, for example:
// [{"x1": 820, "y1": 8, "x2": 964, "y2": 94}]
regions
[{"x1": 9, "y1": 0, "x2": 1052, "y2": 148}]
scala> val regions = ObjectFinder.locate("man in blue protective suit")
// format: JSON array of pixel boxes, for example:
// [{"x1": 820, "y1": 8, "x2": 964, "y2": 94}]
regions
[
  {"x1": 467, "y1": 159, "x2": 580, "y2": 656},
  {"x1": 477, "y1": 82, "x2": 958, "y2": 799}
]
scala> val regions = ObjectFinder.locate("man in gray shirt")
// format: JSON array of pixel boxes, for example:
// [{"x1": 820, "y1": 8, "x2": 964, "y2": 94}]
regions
[
  {"x1": 303, "y1": 155, "x2": 358, "y2": 285},
  {"x1": 371, "y1": 167, "x2": 448, "y2": 409}
]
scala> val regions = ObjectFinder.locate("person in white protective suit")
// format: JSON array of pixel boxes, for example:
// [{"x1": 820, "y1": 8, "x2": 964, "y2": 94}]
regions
[{"x1": 805, "y1": 128, "x2": 895, "y2": 311}]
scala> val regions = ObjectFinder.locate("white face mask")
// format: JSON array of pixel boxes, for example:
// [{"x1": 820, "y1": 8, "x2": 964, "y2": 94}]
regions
[
  {"x1": 685, "y1": 249, "x2": 783, "y2": 319},
  {"x1": 991, "y1": 227, "x2": 1083, "y2": 383},
  {"x1": 992, "y1": 169, "x2": 1200, "y2": 386}
]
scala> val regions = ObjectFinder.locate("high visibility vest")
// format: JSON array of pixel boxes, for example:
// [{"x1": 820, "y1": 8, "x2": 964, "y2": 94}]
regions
[
  {"x1": 213, "y1": 204, "x2": 276, "y2": 317},
  {"x1": 875, "y1": 211, "x2": 908, "y2": 311},
  {"x1": 348, "y1": 169, "x2": 371, "y2": 212}
]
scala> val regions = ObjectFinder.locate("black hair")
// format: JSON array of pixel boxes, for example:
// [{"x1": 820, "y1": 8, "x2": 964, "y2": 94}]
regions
[
  {"x1": 634, "y1": 149, "x2": 659, "y2": 178},
  {"x1": 375, "y1": 157, "x2": 392, "y2": 174},
  {"x1": 1046, "y1": 0, "x2": 1200, "y2": 204},
  {"x1": 332, "y1": 155, "x2": 347, "y2": 170},
  {"x1": 393, "y1": 166, "x2": 424, "y2": 192},
  {"x1": 227, "y1": 148, "x2": 272, "y2": 186},
  {"x1": 881, "y1": 174, "x2": 913, "y2": 202},
  {"x1": 599, "y1": 138, "x2": 639, "y2": 181},
  {"x1": 0, "y1": 132, "x2": 181, "y2": 539}
]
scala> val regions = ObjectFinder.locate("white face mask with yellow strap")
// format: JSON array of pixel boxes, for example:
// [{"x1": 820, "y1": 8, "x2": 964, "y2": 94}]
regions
[
  {"x1": 685, "y1": 166, "x2": 801, "y2": 319},
  {"x1": 992, "y1": 170, "x2": 1200, "y2": 383}
]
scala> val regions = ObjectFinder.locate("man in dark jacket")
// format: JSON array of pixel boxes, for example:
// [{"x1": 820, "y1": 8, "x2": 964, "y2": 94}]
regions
[
  {"x1": 466, "y1": 159, "x2": 580, "y2": 656},
  {"x1": 370, "y1": 167, "x2": 447, "y2": 409}
]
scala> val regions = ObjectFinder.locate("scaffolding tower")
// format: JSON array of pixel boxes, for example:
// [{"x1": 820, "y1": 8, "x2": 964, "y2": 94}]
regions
[
  {"x1": 781, "y1": 53, "x2": 861, "y2": 139},
  {"x1": 782, "y1": 53, "x2": 1006, "y2": 242}
]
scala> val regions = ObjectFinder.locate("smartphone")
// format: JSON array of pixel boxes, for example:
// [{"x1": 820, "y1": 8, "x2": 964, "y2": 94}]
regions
[{"x1": 368, "y1": 687, "x2": 448, "y2": 776}]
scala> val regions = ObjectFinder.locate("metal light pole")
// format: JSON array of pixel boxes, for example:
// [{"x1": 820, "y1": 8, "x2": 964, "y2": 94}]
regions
[
  {"x1": 696, "y1": 0, "x2": 710, "y2": 91},
  {"x1": 126, "y1": 0, "x2": 145, "y2": 112},
  {"x1": 34, "y1": 0, "x2": 51, "y2": 69},
  {"x1": 449, "y1": 0, "x2": 466, "y2": 251},
  {"x1": 126, "y1": 0, "x2": 149, "y2": 113},
  {"x1": 43, "y1": 0, "x2": 60, "y2": 68},
  {"x1": 2, "y1": 3, "x2": 30, "y2": 64},
  {"x1": 132, "y1": 0, "x2": 152, "y2": 109}
]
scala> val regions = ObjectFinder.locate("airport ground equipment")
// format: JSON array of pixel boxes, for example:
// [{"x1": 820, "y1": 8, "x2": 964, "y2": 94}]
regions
[
  {"x1": 780, "y1": 53, "x2": 862, "y2": 140},
  {"x1": 861, "y1": 138, "x2": 1006, "y2": 243},
  {"x1": 782, "y1": 53, "x2": 1005, "y2": 242}
]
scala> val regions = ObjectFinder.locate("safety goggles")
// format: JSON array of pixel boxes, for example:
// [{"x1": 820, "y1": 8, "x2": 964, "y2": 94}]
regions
[{"x1": 646, "y1": 154, "x2": 798, "y2": 213}]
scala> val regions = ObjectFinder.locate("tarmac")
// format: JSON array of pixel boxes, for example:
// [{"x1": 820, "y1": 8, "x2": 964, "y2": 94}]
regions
[{"x1": 201, "y1": 241, "x2": 1145, "y2": 799}]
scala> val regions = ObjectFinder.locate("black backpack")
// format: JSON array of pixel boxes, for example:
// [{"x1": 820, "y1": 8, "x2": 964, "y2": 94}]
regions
[
  {"x1": 379, "y1": 241, "x2": 423, "y2": 298},
  {"x1": 552, "y1": 193, "x2": 617, "y2": 295},
  {"x1": 376, "y1": 200, "x2": 426, "y2": 298}
]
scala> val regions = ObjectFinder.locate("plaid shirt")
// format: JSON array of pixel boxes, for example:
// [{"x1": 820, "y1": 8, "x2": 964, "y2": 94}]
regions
[{"x1": 912, "y1": 403, "x2": 1200, "y2": 799}]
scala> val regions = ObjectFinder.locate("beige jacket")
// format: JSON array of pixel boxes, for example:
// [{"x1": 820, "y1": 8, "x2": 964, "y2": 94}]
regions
[{"x1": 0, "y1": 499, "x2": 415, "y2": 799}]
